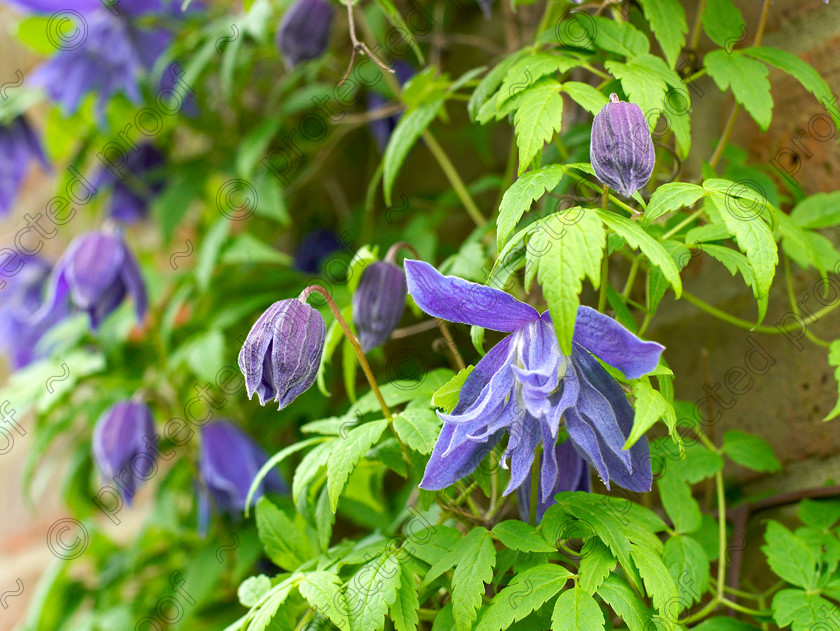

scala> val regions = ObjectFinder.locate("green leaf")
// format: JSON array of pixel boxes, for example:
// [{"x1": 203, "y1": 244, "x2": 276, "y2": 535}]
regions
[
  {"x1": 389, "y1": 563, "x2": 420, "y2": 631},
  {"x1": 469, "y1": 50, "x2": 528, "y2": 121},
  {"x1": 825, "y1": 340, "x2": 840, "y2": 420},
  {"x1": 195, "y1": 218, "x2": 231, "y2": 291},
  {"x1": 578, "y1": 539, "x2": 617, "y2": 595},
  {"x1": 236, "y1": 118, "x2": 280, "y2": 179},
  {"x1": 314, "y1": 483, "x2": 334, "y2": 551},
  {"x1": 605, "y1": 55, "x2": 682, "y2": 127},
  {"x1": 393, "y1": 408, "x2": 441, "y2": 455},
  {"x1": 704, "y1": 50, "x2": 773, "y2": 130},
  {"x1": 292, "y1": 440, "x2": 334, "y2": 503},
  {"x1": 562, "y1": 82, "x2": 610, "y2": 115},
  {"x1": 327, "y1": 420, "x2": 388, "y2": 511},
  {"x1": 790, "y1": 191, "x2": 840, "y2": 229},
  {"x1": 798, "y1": 498, "x2": 840, "y2": 530},
  {"x1": 626, "y1": 377, "x2": 678, "y2": 449},
  {"x1": 643, "y1": 183, "x2": 707, "y2": 226},
  {"x1": 474, "y1": 564, "x2": 573, "y2": 631},
  {"x1": 492, "y1": 520, "x2": 556, "y2": 553},
  {"x1": 658, "y1": 473, "x2": 702, "y2": 534},
  {"x1": 452, "y1": 527, "x2": 497, "y2": 631},
  {"x1": 497, "y1": 165, "x2": 566, "y2": 248},
  {"x1": 597, "y1": 575, "x2": 654, "y2": 631},
  {"x1": 530, "y1": 208, "x2": 606, "y2": 355},
  {"x1": 238, "y1": 575, "x2": 272, "y2": 608},
  {"x1": 722, "y1": 430, "x2": 781, "y2": 472},
  {"x1": 497, "y1": 53, "x2": 582, "y2": 108},
  {"x1": 221, "y1": 233, "x2": 293, "y2": 266},
  {"x1": 772, "y1": 588, "x2": 835, "y2": 631},
  {"x1": 432, "y1": 365, "x2": 473, "y2": 413},
  {"x1": 662, "y1": 536, "x2": 709, "y2": 610},
  {"x1": 590, "y1": 15, "x2": 650, "y2": 58},
  {"x1": 383, "y1": 99, "x2": 444, "y2": 205},
  {"x1": 551, "y1": 585, "x2": 605, "y2": 631},
  {"x1": 743, "y1": 46, "x2": 840, "y2": 129},
  {"x1": 638, "y1": 0, "x2": 687, "y2": 68},
  {"x1": 701, "y1": 0, "x2": 745, "y2": 48},
  {"x1": 513, "y1": 78, "x2": 564, "y2": 175},
  {"x1": 762, "y1": 521, "x2": 818, "y2": 590},
  {"x1": 255, "y1": 498, "x2": 314, "y2": 571},
  {"x1": 700, "y1": 244, "x2": 766, "y2": 320},
  {"x1": 299, "y1": 572, "x2": 350, "y2": 630},
  {"x1": 346, "y1": 554, "x2": 403, "y2": 631},
  {"x1": 630, "y1": 545, "x2": 677, "y2": 629}
]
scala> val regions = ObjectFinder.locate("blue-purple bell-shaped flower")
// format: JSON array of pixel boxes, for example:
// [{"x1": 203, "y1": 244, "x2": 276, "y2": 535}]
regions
[
  {"x1": 238, "y1": 298, "x2": 326, "y2": 409},
  {"x1": 198, "y1": 421, "x2": 288, "y2": 524},
  {"x1": 590, "y1": 93, "x2": 655, "y2": 197},
  {"x1": 34, "y1": 228, "x2": 147, "y2": 329},
  {"x1": 352, "y1": 261, "x2": 407, "y2": 352},
  {"x1": 276, "y1": 0, "x2": 334, "y2": 68},
  {"x1": 0, "y1": 116, "x2": 48, "y2": 216},
  {"x1": 516, "y1": 440, "x2": 590, "y2": 524},
  {"x1": 92, "y1": 401, "x2": 157, "y2": 503},
  {"x1": 92, "y1": 144, "x2": 165, "y2": 223}
]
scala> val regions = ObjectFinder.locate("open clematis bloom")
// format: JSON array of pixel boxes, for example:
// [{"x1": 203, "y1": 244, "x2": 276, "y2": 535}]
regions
[{"x1": 404, "y1": 260, "x2": 663, "y2": 509}]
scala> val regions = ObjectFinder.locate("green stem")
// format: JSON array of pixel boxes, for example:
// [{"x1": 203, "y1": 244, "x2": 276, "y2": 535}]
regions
[
  {"x1": 598, "y1": 186, "x2": 610, "y2": 312},
  {"x1": 582, "y1": 63, "x2": 611, "y2": 81},
  {"x1": 529, "y1": 446, "x2": 542, "y2": 527},
  {"x1": 622, "y1": 259, "x2": 640, "y2": 298},
  {"x1": 784, "y1": 255, "x2": 831, "y2": 348},
  {"x1": 422, "y1": 130, "x2": 487, "y2": 227},
  {"x1": 689, "y1": 0, "x2": 708, "y2": 49},
  {"x1": 708, "y1": 105, "x2": 739, "y2": 169},
  {"x1": 660, "y1": 208, "x2": 703, "y2": 239},
  {"x1": 720, "y1": 598, "x2": 771, "y2": 617},
  {"x1": 715, "y1": 470, "x2": 727, "y2": 601}
]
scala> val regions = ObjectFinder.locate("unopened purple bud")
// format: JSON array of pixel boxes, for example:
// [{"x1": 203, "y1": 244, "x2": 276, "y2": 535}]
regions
[
  {"x1": 353, "y1": 261, "x2": 407, "y2": 352},
  {"x1": 92, "y1": 401, "x2": 156, "y2": 502},
  {"x1": 276, "y1": 0, "x2": 334, "y2": 68},
  {"x1": 590, "y1": 93, "x2": 655, "y2": 197},
  {"x1": 238, "y1": 299, "x2": 326, "y2": 409}
]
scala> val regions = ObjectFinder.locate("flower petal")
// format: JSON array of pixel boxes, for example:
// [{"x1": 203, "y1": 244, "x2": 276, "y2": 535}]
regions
[
  {"x1": 405, "y1": 259, "x2": 539, "y2": 332},
  {"x1": 119, "y1": 242, "x2": 148, "y2": 321},
  {"x1": 573, "y1": 305, "x2": 664, "y2": 379},
  {"x1": 502, "y1": 412, "x2": 541, "y2": 495},
  {"x1": 420, "y1": 423, "x2": 504, "y2": 490}
]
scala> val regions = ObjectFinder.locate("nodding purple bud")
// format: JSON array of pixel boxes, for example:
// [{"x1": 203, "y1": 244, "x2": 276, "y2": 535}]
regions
[
  {"x1": 590, "y1": 93, "x2": 655, "y2": 197},
  {"x1": 353, "y1": 261, "x2": 407, "y2": 352},
  {"x1": 238, "y1": 299, "x2": 326, "y2": 409},
  {"x1": 276, "y1": 0, "x2": 334, "y2": 68},
  {"x1": 92, "y1": 401, "x2": 156, "y2": 503}
]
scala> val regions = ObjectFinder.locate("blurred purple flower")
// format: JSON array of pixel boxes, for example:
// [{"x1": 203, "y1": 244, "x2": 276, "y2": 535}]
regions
[
  {"x1": 0, "y1": 255, "x2": 66, "y2": 368},
  {"x1": 238, "y1": 298, "x2": 326, "y2": 409},
  {"x1": 294, "y1": 229, "x2": 341, "y2": 273},
  {"x1": 92, "y1": 400, "x2": 156, "y2": 503},
  {"x1": 0, "y1": 116, "x2": 48, "y2": 217},
  {"x1": 92, "y1": 144, "x2": 165, "y2": 223},
  {"x1": 198, "y1": 421, "x2": 288, "y2": 526},
  {"x1": 276, "y1": 0, "x2": 334, "y2": 68},
  {"x1": 352, "y1": 261, "x2": 406, "y2": 352},
  {"x1": 34, "y1": 228, "x2": 147, "y2": 329},
  {"x1": 366, "y1": 61, "x2": 414, "y2": 153},
  {"x1": 590, "y1": 93, "x2": 655, "y2": 197},
  {"x1": 405, "y1": 260, "x2": 663, "y2": 510}
]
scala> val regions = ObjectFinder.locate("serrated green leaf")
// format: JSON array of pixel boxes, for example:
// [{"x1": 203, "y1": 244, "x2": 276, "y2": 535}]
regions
[
  {"x1": 643, "y1": 183, "x2": 707, "y2": 226},
  {"x1": 452, "y1": 527, "x2": 497, "y2": 631},
  {"x1": 393, "y1": 408, "x2": 440, "y2": 455},
  {"x1": 578, "y1": 539, "x2": 617, "y2": 595},
  {"x1": 383, "y1": 99, "x2": 443, "y2": 205},
  {"x1": 552, "y1": 585, "x2": 605, "y2": 631},
  {"x1": 300, "y1": 572, "x2": 350, "y2": 630},
  {"x1": 346, "y1": 553, "x2": 403, "y2": 631},
  {"x1": 705, "y1": 50, "x2": 773, "y2": 130},
  {"x1": 638, "y1": 0, "x2": 687, "y2": 68},
  {"x1": 626, "y1": 377, "x2": 678, "y2": 449},
  {"x1": 824, "y1": 340, "x2": 840, "y2": 420},
  {"x1": 590, "y1": 15, "x2": 650, "y2": 58},
  {"x1": 327, "y1": 420, "x2": 388, "y2": 511},
  {"x1": 497, "y1": 165, "x2": 566, "y2": 248},
  {"x1": 315, "y1": 483, "x2": 335, "y2": 551},
  {"x1": 530, "y1": 208, "x2": 605, "y2": 355},
  {"x1": 432, "y1": 365, "x2": 473, "y2": 413},
  {"x1": 630, "y1": 544, "x2": 677, "y2": 628},
  {"x1": 798, "y1": 498, "x2": 840, "y2": 530},
  {"x1": 662, "y1": 536, "x2": 709, "y2": 611},
  {"x1": 772, "y1": 588, "x2": 835, "y2": 631},
  {"x1": 722, "y1": 430, "x2": 781, "y2": 472},
  {"x1": 790, "y1": 191, "x2": 840, "y2": 229},
  {"x1": 497, "y1": 53, "x2": 582, "y2": 108},
  {"x1": 389, "y1": 563, "x2": 419, "y2": 631},
  {"x1": 605, "y1": 55, "x2": 682, "y2": 128},
  {"x1": 493, "y1": 520, "x2": 556, "y2": 553},
  {"x1": 469, "y1": 50, "x2": 529, "y2": 121},
  {"x1": 513, "y1": 78, "x2": 564, "y2": 175},
  {"x1": 701, "y1": 0, "x2": 745, "y2": 48},
  {"x1": 658, "y1": 473, "x2": 702, "y2": 534},
  {"x1": 255, "y1": 497, "x2": 314, "y2": 571},
  {"x1": 597, "y1": 575, "x2": 654, "y2": 631},
  {"x1": 700, "y1": 244, "x2": 765, "y2": 320},
  {"x1": 293, "y1": 440, "x2": 334, "y2": 503},
  {"x1": 238, "y1": 575, "x2": 272, "y2": 608},
  {"x1": 562, "y1": 82, "x2": 610, "y2": 115},
  {"x1": 762, "y1": 521, "x2": 817, "y2": 590}
]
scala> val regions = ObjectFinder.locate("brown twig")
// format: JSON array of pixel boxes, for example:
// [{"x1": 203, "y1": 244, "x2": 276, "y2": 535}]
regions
[{"x1": 338, "y1": 1, "x2": 394, "y2": 86}]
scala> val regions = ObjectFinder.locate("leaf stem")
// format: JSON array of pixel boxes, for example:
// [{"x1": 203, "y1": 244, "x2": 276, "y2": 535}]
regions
[
  {"x1": 528, "y1": 445, "x2": 542, "y2": 527},
  {"x1": 660, "y1": 208, "x2": 703, "y2": 240},
  {"x1": 422, "y1": 130, "x2": 487, "y2": 227}
]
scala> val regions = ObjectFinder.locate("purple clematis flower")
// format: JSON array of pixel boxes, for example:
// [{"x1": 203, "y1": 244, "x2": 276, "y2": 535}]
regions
[
  {"x1": 18, "y1": 0, "x2": 188, "y2": 116},
  {"x1": 0, "y1": 256, "x2": 67, "y2": 368},
  {"x1": 353, "y1": 261, "x2": 407, "y2": 352},
  {"x1": 276, "y1": 0, "x2": 334, "y2": 68},
  {"x1": 516, "y1": 439, "x2": 590, "y2": 523},
  {"x1": 404, "y1": 260, "x2": 663, "y2": 507},
  {"x1": 92, "y1": 400, "x2": 157, "y2": 503},
  {"x1": 0, "y1": 116, "x2": 48, "y2": 216},
  {"x1": 34, "y1": 228, "x2": 147, "y2": 329},
  {"x1": 294, "y1": 229, "x2": 342, "y2": 274},
  {"x1": 198, "y1": 421, "x2": 288, "y2": 527},
  {"x1": 92, "y1": 143, "x2": 165, "y2": 223}
]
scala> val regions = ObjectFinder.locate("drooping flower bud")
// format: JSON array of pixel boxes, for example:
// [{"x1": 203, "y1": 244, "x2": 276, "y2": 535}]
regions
[
  {"x1": 352, "y1": 261, "x2": 407, "y2": 352},
  {"x1": 92, "y1": 401, "x2": 157, "y2": 503},
  {"x1": 590, "y1": 93, "x2": 655, "y2": 197},
  {"x1": 198, "y1": 421, "x2": 288, "y2": 522},
  {"x1": 34, "y1": 228, "x2": 147, "y2": 329},
  {"x1": 276, "y1": 0, "x2": 334, "y2": 68},
  {"x1": 238, "y1": 299, "x2": 326, "y2": 409}
]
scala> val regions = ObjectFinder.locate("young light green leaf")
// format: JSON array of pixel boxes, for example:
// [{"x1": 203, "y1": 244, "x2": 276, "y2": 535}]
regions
[
  {"x1": 578, "y1": 539, "x2": 617, "y2": 595},
  {"x1": 551, "y1": 585, "x2": 605, "y2": 631},
  {"x1": 389, "y1": 563, "x2": 420, "y2": 631},
  {"x1": 492, "y1": 520, "x2": 556, "y2": 553},
  {"x1": 393, "y1": 408, "x2": 440, "y2": 455},
  {"x1": 299, "y1": 572, "x2": 350, "y2": 630},
  {"x1": 762, "y1": 521, "x2": 817, "y2": 590},
  {"x1": 590, "y1": 15, "x2": 650, "y2": 58},
  {"x1": 824, "y1": 340, "x2": 840, "y2": 421},
  {"x1": 497, "y1": 53, "x2": 581, "y2": 109},
  {"x1": 630, "y1": 544, "x2": 678, "y2": 628},
  {"x1": 662, "y1": 536, "x2": 710, "y2": 610},
  {"x1": 701, "y1": 0, "x2": 745, "y2": 48},
  {"x1": 255, "y1": 497, "x2": 314, "y2": 571},
  {"x1": 347, "y1": 554, "x2": 403, "y2": 631},
  {"x1": 626, "y1": 377, "x2": 678, "y2": 450},
  {"x1": 790, "y1": 191, "x2": 840, "y2": 229},
  {"x1": 432, "y1": 365, "x2": 473, "y2": 413},
  {"x1": 704, "y1": 50, "x2": 773, "y2": 130},
  {"x1": 474, "y1": 564, "x2": 573, "y2": 631},
  {"x1": 497, "y1": 165, "x2": 566, "y2": 248},
  {"x1": 772, "y1": 588, "x2": 836, "y2": 631},
  {"x1": 798, "y1": 498, "x2": 840, "y2": 530},
  {"x1": 293, "y1": 439, "x2": 335, "y2": 503},
  {"x1": 513, "y1": 78, "x2": 564, "y2": 175},
  {"x1": 638, "y1": 0, "x2": 687, "y2": 68},
  {"x1": 383, "y1": 99, "x2": 444, "y2": 205},
  {"x1": 238, "y1": 575, "x2": 272, "y2": 608},
  {"x1": 700, "y1": 244, "x2": 765, "y2": 320},
  {"x1": 722, "y1": 430, "x2": 781, "y2": 472},
  {"x1": 643, "y1": 183, "x2": 706, "y2": 226},
  {"x1": 468, "y1": 50, "x2": 528, "y2": 121},
  {"x1": 452, "y1": 527, "x2": 497, "y2": 631},
  {"x1": 562, "y1": 82, "x2": 610, "y2": 115},
  {"x1": 605, "y1": 58, "x2": 667, "y2": 121},
  {"x1": 315, "y1": 484, "x2": 335, "y2": 551},
  {"x1": 327, "y1": 420, "x2": 388, "y2": 511},
  {"x1": 530, "y1": 208, "x2": 605, "y2": 355}
]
